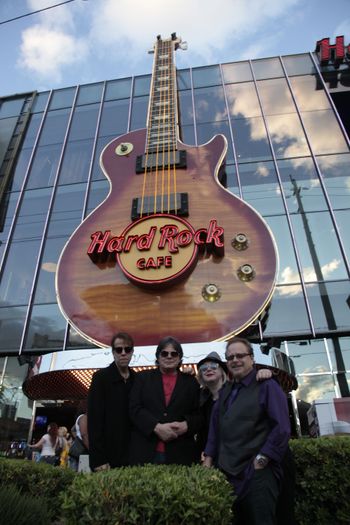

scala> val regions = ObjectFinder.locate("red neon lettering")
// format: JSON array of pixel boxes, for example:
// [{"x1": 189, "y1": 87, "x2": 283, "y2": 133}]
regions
[
  {"x1": 136, "y1": 226, "x2": 156, "y2": 250},
  {"x1": 165, "y1": 256, "x2": 172, "y2": 267},
  {"x1": 316, "y1": 36, "x2": 345, "y2": 65},
  {"x1": 137, "y1": 258, "x2": 146, "y2": 269},
  {"x1": 176, "y1": 229, "x2": 193, "y2": 247},
  {"x1": 146, "y1": 257, "x2": 157, "y2": 269},
  {"x1": 158, "y1": 224, "x2": 179, "y2": 253},
  {"x1": 124, "y1": 235, "x2": 139, "y2": 252},
  {"x1": 107, "y1": 236, "x2": 125, "y2": 253},
  {"x1": 193, "y1": 228, "x2": 207, "y2": 245},
  {"x1": 88, "y1": 231, "x2": 111, "y2": 254},
  {"x1": 206, "y1": 220, "x2": 224, "y2": 247}
]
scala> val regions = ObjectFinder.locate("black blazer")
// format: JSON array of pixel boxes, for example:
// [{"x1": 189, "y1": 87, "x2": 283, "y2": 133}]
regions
[
  {"x1": 87, "y1": 362, "x2": 135, "y2": 470},
  {"x1": 129, "y1": 368, "x2": 201, "y2": 465}
]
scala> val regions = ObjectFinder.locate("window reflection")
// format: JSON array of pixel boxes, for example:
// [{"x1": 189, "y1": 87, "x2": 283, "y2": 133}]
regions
[
  {"x1": 99, "y1": 99, "x2": 130, "y2": 137},
  {"x1": 231, "y1": 117, "x2": 272, "y2": 163},
  {"x1": 302, "y1": 110, "x2": 349, "y2": 155},
  {"x1": 225, "y1": 82, "x2": 261, "y2": 119},
  {"x1": 178, "y1": 90, "x2": 194, "y2": 126},
  {"x1": 47, "y1": 183, "x2": 85, "y2": 237},
  {"x1": 0, "y1": 192, "x2": 20, "y2": 243},
  {"x1": 105, "y1": 78, "x2": 132, "y2": 101},
  {"x1": 10, "y1": 148, "x2": 32, "y2": 191},
  {"x1": 196, "y1": 121, "x2": 233, "y2": 162},
  {"x1": 31, "y1": 92, "x2": 49, "y2": 113},
  {"x1": 239, "y1": 161, "x2": 284, "y2": 215},
  {"x1": 266, "y1": 113, "x2": 309, "y2": 158},
  {"x1": 257, "y1": 78, "x2": 295, "y2": 115},
  {"x1": 57, "y1": 139, "x2": 94, "y2": 185},
  {"x1": 225, "y1": 163, "x2": 238, "y2": 191},
  {"x1": 86, "y1": 179, "x2": 110, "y2": 214},
  {"x1": 334, "y1": 210, "x2": 350, "y2": 263},
  {"x1": 0, "y1": 98, "x2": 25, "y2": 118},
  {"x1": 130, "y1": 96, "x2": 149, "y2": 130},
  {"x1": 91, "y1": 135, "x2": 115, "y2": 180},
  {"x1": 24, "y1": 303, "x2": 66, "y2": 351},
  {"x1": 282, "y1": 54, "x2": 316, "y2": 76},
  {"x1": 33, "y1": 236, "x2": 68, "y2": 304},
  {"x1": 36, "y1": 108, "x2": 70, "y2": 147},
  {"x1": 12, "y1": 188, "x2": 51, "y2": 240},
  {"x1": 180, "y1": 125, "x2": 195, "y2": 146},
  {"x1": 265, "y1": 215, "x2": 300, "y2": 284},
  {"x1": 68, "y1": 104, "x2": 99, "y2": 141},
  {"x1": 289, "y1": 75, "x2": 331, "y2": 111},
  {"x1": 278, "y1": 157, "x2": 328, "y2": 213},
  {"x1": 21, "y1": 113, "x2": 44, "y2": 149},
  {"x1": 76, "y1": 83, "x2": 103, "y2": 105},
  {"x1": 222, "y1": 61, "x2": 252, "y2": 83},
  {"x1": 66, "y1": 325, "x2": 98, "y2": 349},
  {"x1": 0, "y1": 307, "x2": 27, "y2": 352},
  {"x1": 133, "y1": 75, "x2": 151, "y2": 97},
  {"x1": 328, "y1": 337, "x2": 350, "y2": 372},
  {"x1": 0, "y1": 240, "x2": 40, "y2": 307},
  {"x1": 194, "y1": 86, "x2": 227, "y2": 123},
  {"x1": 294, "y1": 374, "x2": 336, "y2": 404},
  {"x1": 177, "y1": 69, "x2": 191, "y2": 90},
  {"x1": 252, "y1": 58, "x2": 284, "y2": 80},
  {"x1": 287, "y1": 339, "x2": 330, "y2": 374},
  {"x1": 49, "y1": 87, "x2": 75, "y2": 110},
  {"x1": 192, "y1": 65, "x2": 222, "y2": 88},
  {"x1": 307, "y1": 281, "x2": 350, "y2": 332},
  {"x1": 291, "y1": 211, "x2": 347, "y2": 282},
  {"x1": 25, "y1": 143, "x2": 61, "y2": 189},
  {"x1": 263, "y1": 284, "x2": 311, "y2": 335},
  {"x1": 317, "y1": 153, "x2": 350, "y2": 210}
]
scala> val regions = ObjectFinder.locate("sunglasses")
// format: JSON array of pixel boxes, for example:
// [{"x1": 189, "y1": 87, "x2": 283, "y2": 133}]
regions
[
  {"x1": 159, "y1": 350, "x2": 179, "y2": 358},
  {"x1": 113, "y1": 346, "x2": 133, "y2": 354},
  {"x1": 199, "y1": 362, "x2": 220, "y2": 373},
  {"x1": 226, "y1": 352, "x2": 252, "y2": 361}
]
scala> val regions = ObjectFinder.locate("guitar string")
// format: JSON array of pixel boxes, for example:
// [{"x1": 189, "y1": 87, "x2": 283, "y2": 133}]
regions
[
  {"x1": 170, "y1": 39, "x2": 177, "y2": 216},
  {"x1": 155, "y1": 39, "x2": 167, "y2": 214}
]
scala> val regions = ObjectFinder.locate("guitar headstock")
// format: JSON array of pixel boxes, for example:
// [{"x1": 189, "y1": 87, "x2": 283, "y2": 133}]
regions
[{"x1": 148, "y1": 33, "x2": 188, "y2": 54}]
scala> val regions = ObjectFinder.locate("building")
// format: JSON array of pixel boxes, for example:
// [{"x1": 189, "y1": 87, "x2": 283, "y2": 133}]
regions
[{"x1": 0, "y1": 36, "x2": 349, "y2": 448}]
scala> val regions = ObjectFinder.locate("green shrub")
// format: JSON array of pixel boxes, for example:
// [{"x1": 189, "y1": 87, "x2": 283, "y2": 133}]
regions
[
  {"x1": 0, "y1": 484, "x2": 49, "y2": 525},
  {"x1": 0, "y1": 458, "x2": 75, "y2": 520},
  {"x1": 290, "y1": 436, "x2": 350, "y2": 525},
  {"x1": 61, "y1": 464, "x2": 233, "y2": 524}
]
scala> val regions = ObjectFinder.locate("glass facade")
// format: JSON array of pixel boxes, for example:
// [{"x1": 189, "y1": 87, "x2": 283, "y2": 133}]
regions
[{"x1": 1, "y1": 51, "x2": 350, "y2": 444}]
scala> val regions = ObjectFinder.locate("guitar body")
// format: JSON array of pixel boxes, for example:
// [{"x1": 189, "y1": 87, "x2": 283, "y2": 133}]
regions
[{"x1": 56, "y1": 129, "x2": 277, "y2": 347}]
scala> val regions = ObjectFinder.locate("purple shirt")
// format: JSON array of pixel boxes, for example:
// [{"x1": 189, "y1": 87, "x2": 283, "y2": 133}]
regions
[{"x1": 204, "y1": 368, "x2": 290, "y2": 497}]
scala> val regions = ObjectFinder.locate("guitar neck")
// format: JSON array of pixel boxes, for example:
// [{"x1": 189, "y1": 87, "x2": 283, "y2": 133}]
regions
[{"x1": 146, "y1": 37, "x2": 179, "y2": 154}]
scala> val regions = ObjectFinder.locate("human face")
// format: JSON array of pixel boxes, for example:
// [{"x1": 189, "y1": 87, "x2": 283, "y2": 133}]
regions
[
  {"x1": 199, "y1": 361, "x2": 222, "y2": 386},
  {"x1": 112, "y1": 338, "x2": 134, "y2": 369},
  {"x1": 226, "y1": 341, "x2": 254, "y2": 381},
  {"x1": 158, "y1": 343, "x2": 181, "y2": 374}
]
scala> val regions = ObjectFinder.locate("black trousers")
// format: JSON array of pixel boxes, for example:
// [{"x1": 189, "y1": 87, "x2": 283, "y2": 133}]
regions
[{"x1": 233, "y1": 466, "x2": 279, "y2": 525}]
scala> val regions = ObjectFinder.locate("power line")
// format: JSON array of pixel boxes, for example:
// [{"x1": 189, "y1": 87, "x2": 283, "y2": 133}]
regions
[{"x1": 0, "y1": 0, "x2": 84, "y2": 26}]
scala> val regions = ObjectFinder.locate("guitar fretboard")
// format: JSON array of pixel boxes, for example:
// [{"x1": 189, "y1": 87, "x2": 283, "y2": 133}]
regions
[{"x1": 146, "y1": 38, "x2": 178, "y2": 154}]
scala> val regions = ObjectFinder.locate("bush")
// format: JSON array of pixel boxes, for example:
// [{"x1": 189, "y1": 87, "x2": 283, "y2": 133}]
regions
[
  {"x1": 0, "y1": 484, "x2": 49, "y2": 525},
  {"x1": 61, "y1": 464, "x2": 233, "y2": 524},
  {"x1": 290, "y1": 436, "x2": 350, "y2": 525},
  {"x1": 0, "y1": 458, "x2": 75, "y2": 521}
]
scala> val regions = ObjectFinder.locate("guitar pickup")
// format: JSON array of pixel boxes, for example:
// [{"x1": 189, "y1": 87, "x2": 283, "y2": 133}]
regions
[
  {"x1": 135, "y1": 150, "x2": 187, "y2": 173},
  {"x1": 131, "y1": 193, "x2": 188, "y2": 221}
]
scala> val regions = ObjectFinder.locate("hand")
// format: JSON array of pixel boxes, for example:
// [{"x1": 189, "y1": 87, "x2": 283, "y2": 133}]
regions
[
  {"x1": 154, "y1": 423, "x2": 178, "y2": 442},
  {"x1": 202, "y1": 455, "x2": 213, "y2": 468},
  {"x1": 94, "y1": 463, "x2": 111, "y2": 472},
  {"x1": 170, "y1": 421, "x2": 188, "y2": 436},
  {"x1": 256, "y1": 368, "x2": 272, "y2": 381}
]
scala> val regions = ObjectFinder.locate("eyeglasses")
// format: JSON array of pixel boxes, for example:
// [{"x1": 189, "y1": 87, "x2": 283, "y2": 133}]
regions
[
  {"x1": 199, "y1": 362, "x2": 220, "y2": 373},
  {"x1": 226, "y1": 352, "x2": 252, "y2": 361},
  {"x1": 159, "y1": 350, "x2": 179, "y2": 358},
  {"x1": 113, "y1": 346, "x2": 133, "y2": 354}
]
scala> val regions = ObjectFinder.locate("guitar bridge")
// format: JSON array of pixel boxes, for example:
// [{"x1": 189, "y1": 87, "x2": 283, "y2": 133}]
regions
[
  {"x1": 131, "y1": 193, "x2": 189, "y2": 221},
  {"x1": 135, "y1": 150, "x2": 187, "y2": 173}
]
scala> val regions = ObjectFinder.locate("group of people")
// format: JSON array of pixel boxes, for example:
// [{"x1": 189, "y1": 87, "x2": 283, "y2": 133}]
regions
[{"x1": 87, "y1": 332, "x2": 295, "y2": 525}]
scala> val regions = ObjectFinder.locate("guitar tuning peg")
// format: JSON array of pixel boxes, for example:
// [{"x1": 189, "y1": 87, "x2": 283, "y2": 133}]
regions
[{"x1": 179, "y1": 41, "x2": 188, "y2": 51}]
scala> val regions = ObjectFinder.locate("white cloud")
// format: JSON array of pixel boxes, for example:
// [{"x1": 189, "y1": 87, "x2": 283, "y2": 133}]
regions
[{"x1": 277, "y1": 258, "x2": 341, "y2": 295}]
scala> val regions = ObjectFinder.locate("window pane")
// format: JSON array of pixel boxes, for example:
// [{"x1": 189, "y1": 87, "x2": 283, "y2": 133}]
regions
[
  {"x1": 58, "y1": 139, "x2": 93, "y2": 185},
  {"x1": 278, "y1": 157, "x2": 328, "y2": 213},
  {"x1": 47, "y1": 183, "x2": 85, "y2": 237},
  {"x1": 197, "y1": 121, "x2": 233, "y2": 162},
  {"x1": 222, "y1": 61, "x2": 252, "y2": 83},
  {"x1": 86, "y1": 179, "x2": 109, "y2": 214},
  {"x1": 91, "y1": 135, "x2": 115, "y2": 180},
  {"x1": 266, "y1": 113, "x2": 310, "y2": 158},
  {"x1": 0, "y1": 117, "x2": 18, "y2": 164},
  {"x1": 282, "y1": 54, "x2": 316, "y2": 76},
  {"x1": 133, "y1": 75, "x2": 151, "y2": 97},
  {"x1": 0, "y1": 98, "x2": 25, "y2": 118},
  {"x1": 317, "y1": 153, "x2": 350, "y2": 210},
  {"x1": 240, "y1": 161, "x2": 284, "y2": 215},
  {"x1": 292, "y1": 211, "x2": 347, "y2": 282},
  {"x1": 178, "y1": 90, "x2": 194, "y2": 125},
  {"x1": 10, "y1": 148, "x2": 32, "y2": 191},
  {"x1": 194, "y1": 86, "x2": 227, "y2": 123},
  {"x1": 328, "y1": 337, "x2": 350, "y2": 372},
  {"x1": 0, "y1": 240, "x2": 40, "y2": 306},
  {"x1": 12, "y1": 188, "x2": 51, "y2": 240},
  {"x1": 252, "y1": 58, "x2": 284, "y2": 80},
  {"x1": 257, "y1": 78, "x2": 295, "y2": 115},
  {"x1": 287, "y1": 339, "x2": 330, "y2": 374},
  {"x1": 265, "y1": 215, "x2": 300, "y2": 284},
  {"x1": 105, "y1": 78, "x2": 132, "y2": 101},
  {"x1": 38, "y1": 108, "x2": 70, "y2": 146},
  {"x1": 0, "y1": 192, "x2": 19, "y2": 243},
  {"x1": 177, "y1": 69, "x2": 191, "y2": 90},
  {"x1": 31, "y1": 92, "x2": 49, "y2": 113},
  {"x1": 25, "y1": 143, "x2": 61, "y2": 189},
  {"x1": 335, "y1": 210, "x2": 350, "y2": 263},
  {"x1": 99, "y1": 99, "x2": 130, "y2": 137},
  {"x1": 192, "y1": 65, "x2": 222, "y2": 88},
  {"x1": 33, "y1": 236, "x2": 68, "y2": 304},
  {"x1": 307, "y1": 281, "x2": 350, "y2": 332},
  {"x1": 295, "y1": 375, "x2": 336, "y2": 404},
  {"x1": 302, "y1": 110, "x2": 349, "y2": 155},
  {"x1": 225, "y1": 163, "x2": 239, "y2": 192},
  {"x1": 49, "y1": 87, "x2": 75, "y2": 110},
  {"x1": 0, "y1": 307, "x2": 27, "y2": 353},
  {"x1": 130, "y1": 96, "x2": 149, "y2": 130},
  {"x1": 263, "y1": 285, "x2": 311, "y2": 336},
  {"x1": 180, "y1": 125, "x2": 195, "y2": 146},
  {"x1": 76, "y1": 83, "x2": 103, "y2": 105},
  {"x1": 232, "y1": 117, "x2": 272, "y2": 163},
  {"x1": 23, "y1": 303, "x2": 66, "y2": 351},
  {"x1": 21, "y1": 113, "x2": 44, "y2": 149},
  {"x1": 66, "y1": 325, "x2": 97, "y2": 349},
  {"x1": 289, "y1": 75, "x2": 331, "y2": 111},
  {"x1": 226, "y1": 82, "x2": 261, "y2": 119},
  {"x1": 68, "y1": 104, "x2": 99, "y2": 140}
]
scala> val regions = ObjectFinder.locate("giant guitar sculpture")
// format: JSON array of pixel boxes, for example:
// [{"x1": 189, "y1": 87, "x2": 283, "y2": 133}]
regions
[{"x1": 56, "y1": 34, "x2": 278, "y2": 348}]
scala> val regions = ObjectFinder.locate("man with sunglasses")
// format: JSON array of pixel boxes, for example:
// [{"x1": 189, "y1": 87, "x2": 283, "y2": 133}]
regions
[
  {"x1": 88, "y1": 332, "x2": 135, "y2": 472},
  {"x1": 129, "y1": 336, "x2": 201, "y2": 466},
  {"x1": 203, "y1": 337, "x2": 290, "y2": 525}
]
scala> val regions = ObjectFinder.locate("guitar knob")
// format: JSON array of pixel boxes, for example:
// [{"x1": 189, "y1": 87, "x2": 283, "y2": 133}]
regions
[
  {"x1": 232, "y1": 233, "x2": 249, "y2": 251},
  {"x1": 237, "y1": 264, "x2": 255, "y2": 282},
  {"x1": 116, "y1": 142, "x2": 134, "y2": 156},
  {"x1": 202, "y1": 283, "x2": 221, "y2": 302}
]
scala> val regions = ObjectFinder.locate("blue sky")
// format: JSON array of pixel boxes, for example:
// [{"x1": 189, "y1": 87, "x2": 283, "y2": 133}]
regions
[{"x1": 1, "y1": 0, "x2": 349, "y2": 97}]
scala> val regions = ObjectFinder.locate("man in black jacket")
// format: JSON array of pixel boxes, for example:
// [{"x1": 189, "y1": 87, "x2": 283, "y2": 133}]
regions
[{"x1": 87, "y1": 332, "x2": 135, "y2": 472}]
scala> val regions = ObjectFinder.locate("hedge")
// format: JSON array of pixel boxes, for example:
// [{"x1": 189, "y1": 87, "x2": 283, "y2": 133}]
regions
[{"x1": 1, "y1": 437, "x2": 349, "y2": 524}]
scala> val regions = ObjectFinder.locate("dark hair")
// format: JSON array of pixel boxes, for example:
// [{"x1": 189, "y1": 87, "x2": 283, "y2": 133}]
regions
[
  {"x1": 111, "y1": 332, "x2": 134, "y2": 349},
  {"x1": 225, "y1": 337, "x2": 254, "y2": 358},
  {"x1": 47, "y1": 422, "x2": 58, "y2": 445},
  {"x1": 155, "y1": 336, "x2": 183, "y2": 366}
]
